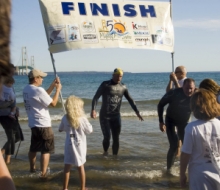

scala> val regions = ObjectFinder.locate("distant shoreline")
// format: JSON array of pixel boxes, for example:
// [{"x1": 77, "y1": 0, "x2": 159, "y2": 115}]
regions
[{"x1": 45, "y1": 71, "x2": 220, "y2": 74}]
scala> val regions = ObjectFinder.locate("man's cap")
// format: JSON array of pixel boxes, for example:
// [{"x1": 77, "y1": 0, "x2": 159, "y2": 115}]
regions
[
  {"x1": 28, "y1": 69, "x2": 47, "y2": 78},
  {"x1": 113, "y1": 68, "x2": 123, "y2": 75}
]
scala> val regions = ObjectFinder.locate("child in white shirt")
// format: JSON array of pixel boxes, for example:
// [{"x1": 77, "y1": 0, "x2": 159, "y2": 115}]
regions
[{"x1": 59, "y1": 95, "x2": 93, "y2": 190}]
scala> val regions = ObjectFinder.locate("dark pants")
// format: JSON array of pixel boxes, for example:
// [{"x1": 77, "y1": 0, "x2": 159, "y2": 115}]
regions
[
  {"x1": 100, "y1": 115, "x2": 121, "y2": 155},
  {"x1": 165, "y1": 117, "x2": 187, "y2": 170},
  {"x1": 0, "y1": 116, "x2": 23, "y2": 155}
]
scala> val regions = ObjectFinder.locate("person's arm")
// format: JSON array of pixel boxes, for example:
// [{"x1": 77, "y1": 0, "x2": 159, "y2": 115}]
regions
[
  {"x1": 82, "y1": 117, "x2": 93, "y2": 134},
  {"x1": 0, "y1": 151, "x2": 16, "y2": 190},
  {"x1": 180, "y1": 152, "x2": 190, "y2": 188},
  {"x1": 157, "y1": 90, "x2": 174, "y2": 132},
  {"x1": 91, "y1": 82, "x2": 104, "y2": 118},
  {"x1": 166, "y1": 79, "x2": 173, "y2": 92},
  {"x1": 123, "y1": 88, "x2": 144, "y2": 121},
  {"x1": 166, "y1": 72, "x2": 180, "y2": 92},
  {"x1": 50, "y1": 82, "x2": 62, "y2": 107},
  {"x1": 46, "y1": 77, "x2": 60, "y2": 95}
]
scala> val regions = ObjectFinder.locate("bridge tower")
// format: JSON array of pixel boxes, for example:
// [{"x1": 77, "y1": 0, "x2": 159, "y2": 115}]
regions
[
  {"x1": 22, "y1": 46, "x2": 28, "y2": 75},
  {"x1": 15, "y1": 47, "x2": 34, "y2": 75},
  {"x1": 31, "y1": 56, "x2": 35, "y2": 68}
]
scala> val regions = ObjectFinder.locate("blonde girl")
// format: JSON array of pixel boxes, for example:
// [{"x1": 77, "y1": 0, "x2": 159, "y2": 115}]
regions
[{"x1": 59, "y1": 96, "x2": 93, "y2": 190}]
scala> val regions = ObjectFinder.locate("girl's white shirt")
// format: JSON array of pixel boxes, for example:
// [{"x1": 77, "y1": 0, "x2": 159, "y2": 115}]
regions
[{"x1": 59, "y1": 115, "x2": 93, "y2": 166}]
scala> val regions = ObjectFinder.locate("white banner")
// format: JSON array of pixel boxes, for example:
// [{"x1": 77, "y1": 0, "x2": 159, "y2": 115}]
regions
[{"x1": 39, "y1": 0, "x2": 174, "y2": 53}]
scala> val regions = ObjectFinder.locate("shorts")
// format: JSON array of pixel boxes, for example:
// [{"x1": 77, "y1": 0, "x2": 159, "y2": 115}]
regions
[{"x1": 30, "y1": 127, "x2": 54, "y2": 154}]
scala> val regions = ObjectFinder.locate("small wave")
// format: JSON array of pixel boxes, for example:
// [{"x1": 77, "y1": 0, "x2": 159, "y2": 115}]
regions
[
  {"x1": 12, "y1": 169, "x2": 63, "y2": 179},
  {"x1": 121, "y1": 110, "x2": 158, "y2": 117},
  {"x1": 94, "y1": 169, "x2": 163, "y2": 179}
]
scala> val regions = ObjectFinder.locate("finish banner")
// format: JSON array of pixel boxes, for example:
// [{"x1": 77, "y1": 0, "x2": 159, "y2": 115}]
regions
[{"x1": 39, "y1": 0, "x2": 174, "y2": 53}]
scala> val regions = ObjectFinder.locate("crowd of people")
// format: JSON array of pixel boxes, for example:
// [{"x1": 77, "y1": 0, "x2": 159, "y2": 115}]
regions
[
  {"x1": 158, "y1": 66, "x2": 220, "y2": 189},
  {"x1": 1, "y1": 1, "x2": 220, "y2": 190},
  {"x1": 1, "y1": 63, "x2": 220, "y2": 190}
]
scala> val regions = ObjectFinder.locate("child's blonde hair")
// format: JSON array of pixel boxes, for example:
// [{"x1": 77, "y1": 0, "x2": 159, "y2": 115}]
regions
[{"x1": 65, "y1": 95, "x2": 85, "y2": 129}]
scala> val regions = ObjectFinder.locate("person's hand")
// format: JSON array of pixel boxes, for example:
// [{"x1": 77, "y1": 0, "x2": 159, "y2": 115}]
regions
[
  {"x1": 51, "y1": 77, "x2": 60, "y2": 87},
  {"x1": 90, "y1": 110, "x2": 96, "y2": 119},
  {"x1": 51, "y1": 78, "x2": 57, "y2": 87},
  {"x1": 55, "y1": 76, "x2": 60, "y2": 84},
  {"x1": 159, "y1": 122, "x2": 166, "y2": 132},
  {"x1": 180, "y1": 173, "x2": 187, "y2": 188},
  {"x1": 55, "y1": 81, "x2": 62, "y2": 91},
  {"x1": 170, "y1": 72, "x2": 178, "y2": 82},
  {"x1": 136, "y1": 112, "x2": 144, "y2": 121}
]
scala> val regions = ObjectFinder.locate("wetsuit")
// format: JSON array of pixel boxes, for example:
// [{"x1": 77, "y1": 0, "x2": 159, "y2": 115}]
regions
[
  {"x1": 91, "y1": 79, "x2": 139, "y2": 155},
  {"x1": 157, "y1": 88, "x2": 191, "y2": 170}
]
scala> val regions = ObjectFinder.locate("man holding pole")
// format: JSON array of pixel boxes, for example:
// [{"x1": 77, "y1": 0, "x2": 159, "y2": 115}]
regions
[{"x1": 23, "y1": 69, "x2": 62, "y2": 178}]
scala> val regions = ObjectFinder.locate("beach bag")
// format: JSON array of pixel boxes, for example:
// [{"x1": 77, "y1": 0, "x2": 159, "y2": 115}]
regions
[{"x1": 198, "y1": 127, "x2": 220, "y2": 175}]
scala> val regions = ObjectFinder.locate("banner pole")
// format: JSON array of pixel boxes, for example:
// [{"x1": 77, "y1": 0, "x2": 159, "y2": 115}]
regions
[
  {"x1": 170, "y1": 0, "x2": 174, "y2": 72},
  {"x1": 38, "y1": 1, "x2": 66, "y2": 114},
  {"x1": 50, "y1": 52, "x2": 66, "y2": 114}
]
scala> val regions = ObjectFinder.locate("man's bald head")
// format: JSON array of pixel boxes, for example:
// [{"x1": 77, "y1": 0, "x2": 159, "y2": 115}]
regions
[{"x1": 175, "y1": 66, "x2": 187, "y2": 80}]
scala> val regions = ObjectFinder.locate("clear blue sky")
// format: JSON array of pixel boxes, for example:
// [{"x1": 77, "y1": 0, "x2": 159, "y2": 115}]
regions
[{"x1": 11, "y1": 0, "x2": 220, "y2": 73}]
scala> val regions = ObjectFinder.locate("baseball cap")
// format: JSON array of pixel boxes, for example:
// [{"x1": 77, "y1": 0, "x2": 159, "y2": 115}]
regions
[
  {"x1": 113, "y1": 68, "x2": 123, "y2": 75},
  {"x1": 28, "y1": 69, "x2": 47, "y2": 78}
]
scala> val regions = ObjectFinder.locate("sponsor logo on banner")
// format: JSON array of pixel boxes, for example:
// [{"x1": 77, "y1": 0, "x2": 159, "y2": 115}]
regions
[
  {"x1": 132, "y1": 22, "x2": 150, "y2": 36},
  {"x1": 82, "y1": 34, "x2": 99, "y2": 43},
  {"x1": 81, "y1": 21, "x2": 96, "y2": 33},
  {"x1": 133, "y1": 31, "x2": 150, "y2": 36},
  {"x1": 151, "y1": 26, "x2": 172, "y2": 46},
  {"x1": 120, "y1": 34, "x2": 133, "y2": 44},
  {"x1": 67, "y1": 24, "x2": 81, "y2": 42},
  {"x1": 132, "y1": 22, "x2": 149, "y2": 30},
  {"x1": 135, "y1": 37, "x2": 151, "y2": 46},
  {"x1": 99, "y1": 19, "x2": 132, "y2": 43},
  {"x1": 151, "y1": 34, "x2": 163, "y2": 44},
  {"x1": 47, "y1": 25, "x2": 66, "y2": 45}
]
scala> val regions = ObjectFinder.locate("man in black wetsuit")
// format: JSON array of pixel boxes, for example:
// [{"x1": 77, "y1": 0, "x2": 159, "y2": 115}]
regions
[
  {"x1": 91, "y1": 68, "x2": 143, "y2": 156},
  {"x1": 157, "y1": 78, "x2": 195, "y2": 171}
]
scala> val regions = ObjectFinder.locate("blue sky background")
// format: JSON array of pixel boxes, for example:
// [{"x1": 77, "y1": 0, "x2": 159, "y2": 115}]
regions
[{"x1": 11, "y1": 0, "x2": 220, "y2": 73}]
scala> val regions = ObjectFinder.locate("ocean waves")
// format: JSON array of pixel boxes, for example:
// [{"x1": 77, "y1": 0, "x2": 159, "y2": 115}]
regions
[{"x1": 18, "y1": 110, "x2": 162, "y2": 121}]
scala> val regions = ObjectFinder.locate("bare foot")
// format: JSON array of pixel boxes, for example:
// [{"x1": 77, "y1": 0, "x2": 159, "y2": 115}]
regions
[{"x1": 103, "y1": 151, "x2": 108, "y2": 157}]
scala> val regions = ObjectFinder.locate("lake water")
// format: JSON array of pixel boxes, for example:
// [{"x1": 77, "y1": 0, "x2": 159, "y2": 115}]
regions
[{"x1": 1, "y1": 71, "x2": 220, "y2": 189}]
